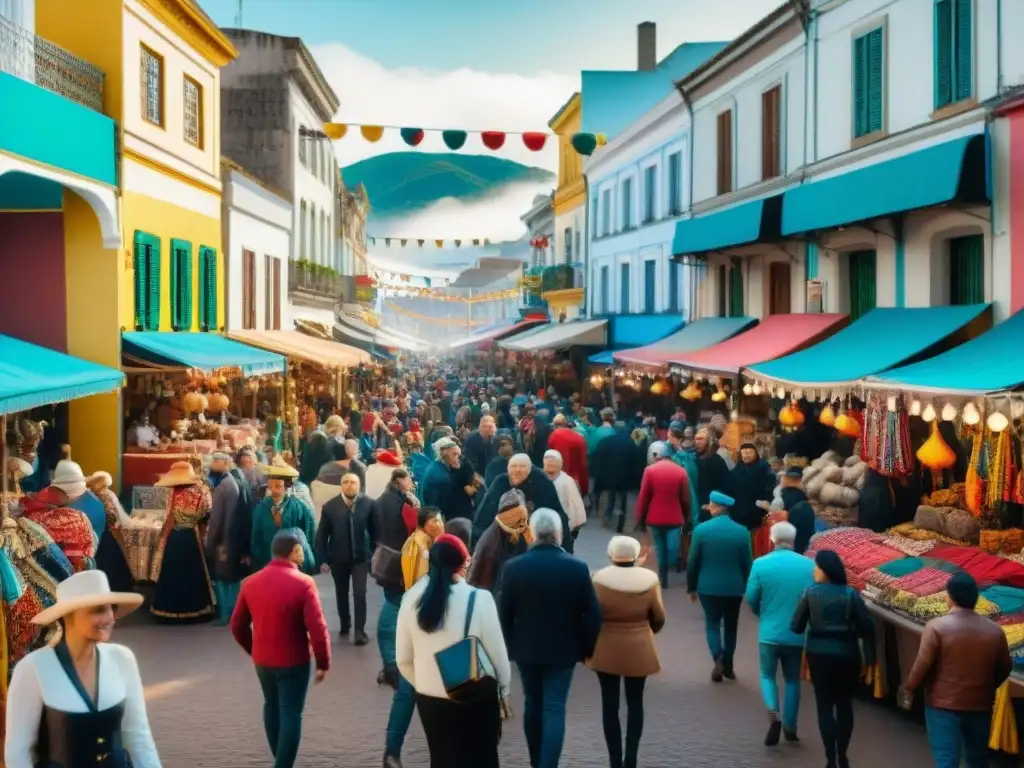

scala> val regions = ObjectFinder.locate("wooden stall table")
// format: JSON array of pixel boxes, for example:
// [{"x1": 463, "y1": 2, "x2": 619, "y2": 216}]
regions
[{"x1": 121, "y1": 450, "x2": 204, "y2": 498}]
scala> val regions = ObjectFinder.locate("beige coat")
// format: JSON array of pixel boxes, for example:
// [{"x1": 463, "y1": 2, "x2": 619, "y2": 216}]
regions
[{"x1": 587, "y1": 565, "x2": 666, "y2": 678}]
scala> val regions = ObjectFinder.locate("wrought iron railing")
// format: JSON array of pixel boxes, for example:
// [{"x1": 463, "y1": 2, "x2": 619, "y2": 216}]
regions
[
  {"x1": 541, "y1": 263, "x2": 585, "y2": 293},
  {"x1": 0, "y1": 14, "x2": 104, "y2": 112},
  {"x1": 288, "y1": 260, "x2": 345, "y2": 299}
]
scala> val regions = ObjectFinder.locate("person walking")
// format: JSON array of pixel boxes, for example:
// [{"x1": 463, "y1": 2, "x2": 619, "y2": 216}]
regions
[
  {"x1": 686, "y1": 491, "x2": 752, "y2": 682},
  {"x1": 499, "y1": 509, "x2": 603, "y2": 768},
  {"x1": 903, "y1": 571, "x2": 1012, "y2": 768},
  {"x1": 547, "y1": 413, "x2": 589, "y2": 498},
  {"x1": 777, "y1": 467, "x2": 815, "y2": 554},
  {"x1": 396, "y1": 534, "x2": 512, "y2": 768},
  {"x1": 206, "y1": 451, "x2": 243, "y2": 624},
  {"x1": 791, "y1": 550, "x2": 875, "y2": 768},
  {"x1": 316, "y1": 472, "x2": 376, "y2": 645},
  {"x1": 744, "y1": 522, "x2": 815, "y2": 745},
  {"x1": 588, "y1": 536, "x2": 665, "y2": 768},
  {"x1": 693, "y1": 429, "x2": 732, "y2": 523},
  {"x1": 230, "y1": 530, "x2": 331, "y2": 768},
  {"x1": 590, "y1": 423, "x2": 642, "y2": 533},
  {"x1": 484, "y1": 433, "x2": 515, "y2": 488},
  {"x1": 462, "y1": 414, "x2": 499, "y2": 480},
  {"x1": 635, "y1": 442, "x2": 691, "y2": 588},
  {"x1": 543, "y1": 449, "x2": 587, "y2": 538}
]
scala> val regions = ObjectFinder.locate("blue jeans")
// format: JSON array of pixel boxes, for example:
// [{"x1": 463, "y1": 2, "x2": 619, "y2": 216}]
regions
[
  {"x1": 649, "y1": 525, "x2": 681, "y2": 585},
  {"x1": 924, "y1": 705, "x2": 991, "y2": 768},
  {"x1": 377, "y1": 591, "x2": 401, "y2": 667},
  {"x1": 698, "y1": 595, "x2": 742, "y2": 668},
  {"x1": 255, "y1": 663, "x2": 311, "y2": 768},
  {"x1": 518, "y1": 664, "x2": 575, "y2": 768},
  {"x1": 377, "y1": 591, "x2": 415, "y2": 756},
  {"x1": 757, "y1": 643, "x2": 803, "y2": 730}
]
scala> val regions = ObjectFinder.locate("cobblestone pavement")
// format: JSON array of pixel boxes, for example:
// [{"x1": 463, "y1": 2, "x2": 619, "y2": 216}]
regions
[{"x1": 117, "y1": 512, "x2": 936, "y2": 768}]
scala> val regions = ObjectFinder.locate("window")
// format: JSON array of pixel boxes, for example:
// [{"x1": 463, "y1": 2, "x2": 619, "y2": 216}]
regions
[
  {"x1": 934, "y1": 0, "x2": 973, "y2": 110},
  {"x1": 761, "y1": 86, "x2": 782, "y2": 180},
  {"x1": 643, "y1": 260, "x2": 656, "y2": 313},
  {"x1": 170, "y1": 239, "x2": 193, "y2": 331},
  {"x1": 140, "y1": 45, "x2": 163, "y2": 126},
  {"x1": 601, "y1": 189, "x2": 611, "y2": 236},
  {"x1": 574, "y1": 231, "x2": 581, "y2": 264},
  {"x1": 949, "y1": 234, "x2": 984, "y2": 304},
  {"x1": 643, "y1": 165, "x2": 657, "y2": 224},
  {"x1": 716, "y1": 265, "x2": 728, "y2": 316},
  {"x1": 242, "y1": 250, "x2": 256, "y2": 329},
  {"x1": 320, "y1": 210, "x2": 327, "y2": 265},
  {"x1": 183, "y1": 76, "x2": 202, "y2": 147},
  {"x1": 621, "y1": 178, "x2": 633, "y2": 230},
  {"x1": 620, "y1": 263, "x2": 631, "y2": 313},
  {"x1": 667, "y1": 152, "x2": 683, "y2": 215},
  {"x1": 199, "y1": 246, "x2": 218, "y2": 331},
  {"x1": 310, "y1": 206, "x2": 317, "y2": 261},
  {"x1": 299, "y1": 201, "x2": 307, "y2": 257},
  {"x1": 716, "y1": 110, "x2": 734, "y2": 196},
  {"x1": 600, "y1": 266, "x2": 610, "y2": 313},
  {"x1": 852, "y1": 28, "x2": 885, "y2": 139},
  {"x1": 728, "y1": 258, "x2": 744, "y2": 317},
  {"x1": 298, "y1": 128, "x2": 307, "y2": 167},
  {"x1": 669, "y1": 261, "x2": 680, "y2": 313},
  {"x1": 132, "y1": 231, "x2": 161, "y2": 331},
  {"x1": 272, "y1": 258, "x2": 282, "y2": 329},
  {"x1": 847, "y1": 250, "x2": 877, "y2": 321},
  {"x1": 264, "y1": 255, "x2": 274, "y2": 329},
  {"x1": 769, "y1": 261, "x2": 792, "y2": 314},
  {"x1": 564, "y1": 227, "x2": 573, "y2": 262},
  {"x1": 591, "y1": 196, "x2": 599, "y2": 237}
]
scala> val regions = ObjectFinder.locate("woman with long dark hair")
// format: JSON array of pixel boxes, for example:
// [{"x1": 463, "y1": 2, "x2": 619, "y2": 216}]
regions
[
  {"x1": 396, "y1": 534, "x2": 511, "y2": 767},
  {"x1": 791, "y1": 550, "x2": 875, "y2": 768}
]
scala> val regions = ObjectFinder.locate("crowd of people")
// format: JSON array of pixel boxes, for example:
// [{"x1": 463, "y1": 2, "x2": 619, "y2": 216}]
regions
[{"x1": 1, "y1": 365, "x2": 1015, "y2": 768}]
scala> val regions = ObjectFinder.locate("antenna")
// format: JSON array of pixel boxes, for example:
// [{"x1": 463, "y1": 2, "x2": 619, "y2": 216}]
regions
[{"x1": 235, "y1": 0, "x2": 242, "y2": 26}]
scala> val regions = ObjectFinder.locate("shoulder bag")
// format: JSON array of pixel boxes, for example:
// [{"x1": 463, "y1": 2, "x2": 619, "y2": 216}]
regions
[
  {"x1": 370, "y1": 543, "x2": 404, "y2": 588},
  {"x1": 434, "y1": 588, "x2": 496, "y2": 701}
]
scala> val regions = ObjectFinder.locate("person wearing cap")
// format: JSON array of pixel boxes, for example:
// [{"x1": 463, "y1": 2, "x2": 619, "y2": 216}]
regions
[
  {"x1": 86, "y1": 470, "x2": 134, "y2": 594},
  {"x1": 231, "y1": 529, "x2": 331, "y2": 768},
  {"x1": 205, "y1": 452, "x2": 244, "y2": 624},
  {"x1": 250, "y1": 458, "x2": 317, "y2": 574},
  {"x1": 365, "y1": 448, "x2": 403, "y2": 500},
  {"x1": 635, "y1": 441, "x2": 692, "y2": 588},
  {"x1": 419, "y1": 436, "x2": 462, "y2": 513},
  {"x1": 4, "y1": 570, "x2": 159, "y2": 767},
  {"x1": 468, "y1": 488, "x2": 532, "y2": 598},
  {"x1": 744, "y1": 521, "x2": 816, "y2": 746},
  {"x1": 547, "y1": 413, "x2": 589, "y2": 499},
  {"x1": 777, "y1": 467, "x2": 815, "y2": 554},
  {"x1": 686, "y1": 490, "x2": 752, "y2": 682},
  {"x1": 474, "y1": 453, "x2": 571, "y2": 552},
  {"x1": 543, "y1": 449, "x2": 587, "y2": 539},
  {"x1": 587, "y1": 535, "x2": 666, "y2": 768}
]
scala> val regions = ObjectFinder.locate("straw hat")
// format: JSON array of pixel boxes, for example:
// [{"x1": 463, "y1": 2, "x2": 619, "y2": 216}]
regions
[
  {"x1": 51, "y1": 460, "x2": 87, "y2": 497},
  {"x1": 155, "y1": 461, "x2": 201, "y2": 487},
  {"x1": 86, "y1": 471, "x2": 113, "y2": 488},
  {"x1": 6, "y1": 457, "x2": 33, "y2": 478},
  {"x1": 31, "y1": 570, "x2": 143, "y2": 626},
  {"x1": 261, "y1": 455, "x2": 299, "y2": 480}
]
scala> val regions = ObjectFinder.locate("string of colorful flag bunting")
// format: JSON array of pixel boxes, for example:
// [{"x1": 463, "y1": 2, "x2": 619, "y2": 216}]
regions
[
  {"x1": 320, "y1": 123, "x2": 609, "y2": 156},
  {"x1": 369, "y1": 236, "x2": 493, "y2": 249}
]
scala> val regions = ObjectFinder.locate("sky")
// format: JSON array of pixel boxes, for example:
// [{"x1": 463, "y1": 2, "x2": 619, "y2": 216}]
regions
[{"x1": 198, "y1": 0, "x2": 785, "y2": 263}]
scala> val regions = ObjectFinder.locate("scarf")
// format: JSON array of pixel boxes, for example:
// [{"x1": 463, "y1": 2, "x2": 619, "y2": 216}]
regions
[{"x1": 496, "y1": 505, "x2": 533, "y2": 545}]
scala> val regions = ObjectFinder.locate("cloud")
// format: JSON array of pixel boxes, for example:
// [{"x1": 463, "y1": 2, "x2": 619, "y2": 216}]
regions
[{"x1": 309, "y1": 42, "x2": 577, "y2": 173}]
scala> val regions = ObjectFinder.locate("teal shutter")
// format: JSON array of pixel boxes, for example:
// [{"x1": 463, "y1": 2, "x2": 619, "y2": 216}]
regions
[
  {"x1": 132, "y1": 231, "x2": 161, "y2": 331},
  {"x1": 132, "y1": 233, "x2": 146, "y2": 330},
  {"x1": 853, "y1": 35, "x2": 868, "y2": 137},
  {"x1": 643, "y1": 260, "x2": 656, "y2": 313},
  {"x1": 728, "y1": 258, "x2": 744, "y2": 317},
  {"x1": 953, "y1": 0, "x2": 972, "y2": 102},
  {"x1": 866, "y1": 29, "x2": 884, "y2": 133},
  {"x1": 199, "y1": 246, "x2": 218, "y2": 331},
  {"x1": 668, "y1": 261, "x2": 679, "y2": 312},
  {"x1": 949, "y1": 234, "x2": 984, "y2": 304},
  {"x1": 620, "y1": 263, "x2": 630, "y2": 312},
  {"x1": 170, "y1": 239, "x2": 193, "y2": 331},
  {"x1": 848, "y1": 251, "x2": 877, "y2": 321},
  {"x1": 934, "y1": 0, "x2": 953, "y2": 108},
  {"x1": 146, "y1": 239, "x2": 161, "y2": 332}
]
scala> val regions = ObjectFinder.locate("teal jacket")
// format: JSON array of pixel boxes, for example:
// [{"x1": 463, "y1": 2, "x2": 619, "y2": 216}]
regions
[
  {"x1": 250, "y1": 495, "x2": 317, "y2": 573},
  {"x1": 744, "y1": 548, "x2": 815, "y2": 646},
  {"x1": 687, "y1": 514, "x2": 752, "y2": 597}
]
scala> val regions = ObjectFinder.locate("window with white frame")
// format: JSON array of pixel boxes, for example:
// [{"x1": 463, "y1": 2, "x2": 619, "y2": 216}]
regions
[
  {"x1": 140, "y1": 45, "x2": 163, "y2": 126},
  {"x1": 183, "y1": 76, "x2": 202, "y2": 147},
  {"x1": 643, "y1": 165, "x2": 656, "y2": 224},
  {"x1": 667, "y1": 152, "x2": 682, "y2": 215},
  {"x1": 621, "y1": 178, "x2": 633, "y2": 230},
  {"x1": 601, "y1": 189, "x2": 611, "y2": 236}
]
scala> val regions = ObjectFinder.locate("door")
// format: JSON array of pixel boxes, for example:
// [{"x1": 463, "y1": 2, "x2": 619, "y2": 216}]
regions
[
  {"x1": 847, "y1": 250, "x2": 877, "y2": 321},
  {"x1": 768, "y1": 261, "x2": 791, "y2": 314}
]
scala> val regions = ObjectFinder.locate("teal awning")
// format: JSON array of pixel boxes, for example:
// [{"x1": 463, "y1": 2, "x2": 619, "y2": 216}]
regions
[
  {"x1": 589, "y1": 350, "x2": 616, "y2": 365},
  {"x1": 782, "y1": 134, "x2": 988, "y2": 236},
  {"x1": 672, "y1": 196, "x2": 782, "y2": 256},
  {"x1": 0, "y1": 334, "x2": 124, "y2": 415},
  {"x1": 589, "y1": 314, "x2": 686, "y2": 363},
  {"x1": 745, "y1": 305, "x2": 990, "y2": 387},
  {"x1": 122, "y1": 332, "x2": 284, "y2": 376},
  {"x1": 867, "y1": 309, "x2": 1024, "y2": 395},
  {"x1": 614, "y1": 316, "x2": 757, "y2": 366}
]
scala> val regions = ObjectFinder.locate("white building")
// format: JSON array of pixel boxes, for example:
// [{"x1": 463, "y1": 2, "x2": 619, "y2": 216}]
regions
[
  {"x1": 221, "y1": 160, "x2": 291, "y2": 331},
  {"x1": 585, "y1": 88, "x2": 692, "y2": 318}
]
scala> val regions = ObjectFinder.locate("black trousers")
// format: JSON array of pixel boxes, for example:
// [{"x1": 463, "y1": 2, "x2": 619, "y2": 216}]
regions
[
  {"x1": 331, "y1": 561, "x2": 368, "y2": 633},
  {"x1": 415, "y1": 678, "x2": 501, "y2": 768},
  {"x1": 807, "y1": 652, "x2": 860, "y2": 766},
  {"x1": 596, "y1": 672, "x2": 647, "y2": 768}
]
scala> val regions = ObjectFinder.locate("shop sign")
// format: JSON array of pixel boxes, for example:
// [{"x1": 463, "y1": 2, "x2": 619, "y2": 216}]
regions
[
  {"x1": 355, "y1": 285, "x2": 374, "y2": 302},
  {"x1": 806, "y1": 279, "x2": 823, "y2": 313}
]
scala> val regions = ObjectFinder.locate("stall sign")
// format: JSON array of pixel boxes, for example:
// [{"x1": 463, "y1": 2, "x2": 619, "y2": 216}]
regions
[{"x1": 806, "y1": 279, "x2": 823, "y2": 313}]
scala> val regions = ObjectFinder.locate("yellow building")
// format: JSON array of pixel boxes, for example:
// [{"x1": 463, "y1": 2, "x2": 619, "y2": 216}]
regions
[
  {"x1": 36, "y1": 0, "x2": 238, "y2": 480},
  {"x1": 545, "y1": 92, "x2": 586, "y2": 318}
]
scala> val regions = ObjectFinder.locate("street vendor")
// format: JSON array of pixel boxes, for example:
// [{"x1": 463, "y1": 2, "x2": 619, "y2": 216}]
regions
[{"x1": 249, "y1": 457, "x2": 316, "y2": 573}]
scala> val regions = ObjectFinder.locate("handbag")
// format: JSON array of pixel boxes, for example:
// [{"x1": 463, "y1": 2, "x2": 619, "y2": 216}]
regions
[
  {"x1": 370, "y1": 543, "x2": 403, "y2": 588},
  {"x1": 434, "y1": 588, "x2": 495, "y2": 701}
]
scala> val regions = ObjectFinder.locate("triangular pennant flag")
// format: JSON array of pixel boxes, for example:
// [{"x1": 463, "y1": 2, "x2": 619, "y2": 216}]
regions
[
  {"x1": 571, "y1": 132, "x2": 598, "y2": 156},
  {"x1": 442, "y1": 130, "x2": 467, "y2": 150},
  {"x1": 400, "y1": 127, "x2": 425, "y2": 147},
  {"x1": 417, "y1": 239, "x2": 425, "y2": 247},
  {"x1": 472, "y1": 239, "x2": 480, "y2": 246},
  {"x1": 370, "y1": 237, "x2": 376, "y2": 245},
  {"x1": 481, "y1": 131, "x2": 506, "y2": 150},
  {"x1": 522, "y1": 132, "x2": 547, "y2": 151},
  {"x1": 454, "y1": 239, "x2": 462, "y2": 247},
  {"x1": 385, "y1": 238, "x2": 391, "y2": 246},
  {"x1": 360, "y1": 125, "x2": 385, "y2": 142},
  {"x1": 324, "y1": 123, "x2": 348, "y2": 140},
  {"x1": 484, "y1": 239, "x2": 491, "y2": 245},
  {"x1": 400, "y1": 239, "x2": 408, "y2": 246},
  {"x1": 435, "y1": 240, "x2": 444, "y2": 248}
]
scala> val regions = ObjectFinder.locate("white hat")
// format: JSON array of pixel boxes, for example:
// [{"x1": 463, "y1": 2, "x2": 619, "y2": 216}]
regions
[
  {"x1": 31, "y1": 570, "x2": 143, "y2": 626},
  {"x1": 434, "y1": 437, "x2": 458, "y2": 452},
  {"x1": 51, "y1": 460, "x2": 87, "y2": 497},
  {"x1": 6, "y1": 457, "x2": 33, "y2": 478}
]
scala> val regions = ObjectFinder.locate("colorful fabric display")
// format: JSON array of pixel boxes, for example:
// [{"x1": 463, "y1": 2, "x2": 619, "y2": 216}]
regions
[
  {"x1": 975, "y1": 595, "x2": 1000, "y2": 618},
  {"x1": 877, "y1": 557, "x2": 927, "y2": 577},
  {"x1": 930, "y1": 545, "x2": 1024, "y2": 589},
  {"x1": 891, "y1": 567, "x2": 952, "y2": 597},
  {"x1": 862, "y1": 568, "x2": 899, "y2": 589},
  {"x1": 981, "y1": 586, "x2": 1024, "y2": 616},
  {"x1": 880, "y1": 535, "x2": 936, "y2": 556},
  {"x1": 908, "y1": 594, "x2": 950, "y2": 621}
]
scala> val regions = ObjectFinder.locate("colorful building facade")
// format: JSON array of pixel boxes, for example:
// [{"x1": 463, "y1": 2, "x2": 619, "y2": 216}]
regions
[{"x1": 547, "y1": 92, "x2": 586, "y2": 319}]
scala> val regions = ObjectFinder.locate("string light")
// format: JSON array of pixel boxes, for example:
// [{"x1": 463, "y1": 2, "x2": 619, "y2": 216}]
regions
[
  {"x1": 988, "y1": 411, "x2": 1009, "y2": 433},
  {"x1": 886, "y1": 396, "x2": 897, "y2": 411},
  {"x1": 941, "y1": 403, "x2": 957, "y2": 421},
  {"x1": 962, "y1": 402, "x2": 981, "y2": 425},
  {"x1": 742, "y1": 383, "x2": 753, "y2": 396},
  {"x1": 752, "y1": 383, "x2": 762, "y2": 396},
  {"x1": 910, "y1": 399, "x2": 922, "y2": 416},
  {"x1": 921, "y1": 404, "x2": 937, "y2": 422}
]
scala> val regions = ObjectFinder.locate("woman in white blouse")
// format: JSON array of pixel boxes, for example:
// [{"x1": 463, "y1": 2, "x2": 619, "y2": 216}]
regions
[
  {"x1": 5, "y1": 570, "x2": 161, "y2": 768},
  {"x1": 396, "y1": 533, "x2": 511, "y2": 768}
]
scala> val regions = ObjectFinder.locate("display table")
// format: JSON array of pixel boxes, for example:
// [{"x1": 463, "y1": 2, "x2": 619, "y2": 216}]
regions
[{"x1": 121, "y1": 452, "x2": 203, "y2": 493}]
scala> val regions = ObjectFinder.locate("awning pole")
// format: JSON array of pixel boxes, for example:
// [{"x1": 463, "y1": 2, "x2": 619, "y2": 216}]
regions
[{"x1": 1, "y1": 414, "x2": 8, "y2": 503}]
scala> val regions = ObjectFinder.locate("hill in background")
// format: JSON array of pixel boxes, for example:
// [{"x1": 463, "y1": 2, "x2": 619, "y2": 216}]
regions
[{"x1": 341, "y1": 152, "x2": 554, "y2": 218}]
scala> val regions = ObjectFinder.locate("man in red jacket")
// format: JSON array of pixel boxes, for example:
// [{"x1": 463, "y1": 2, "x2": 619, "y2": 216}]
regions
[
  {"x1": 635, "y1": 441, "x2": 692, "y2": 589},
  {"x1": 231, "y1": 529, "x2": 331, "y2": 768},
  {"x1": 546, "y1": 414, "x2": 589, "y2": 501}
]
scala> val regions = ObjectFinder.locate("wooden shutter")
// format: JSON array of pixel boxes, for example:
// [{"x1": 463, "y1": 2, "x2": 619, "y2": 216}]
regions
[
  {"x1": 761, "y1": 87, "x2": 781, "y2": 180},
  {"x1": 264, "y1": 254, "x2": 273, "y2": 329},
  {"x1": 134, "y1": 233, "x2": 162, "y2": 332},
  {"x1": 170, "y1": 239, "x2": 192, "y2": 331},
  {"x1": 953, "y1": 0, "x2": 972, "y2": 102},
  {"x1": 620, "y1": 263, "x2": 630, "y2": 313},
  {"x1": 848, "y1": 251, "x2": 877, "y2": 320},
  {"x1": 669, "y1": 261, "x2": 679, "y2": 312},
  {"x1": 132, "y1": 232, "x2": 146, "y2": 330},
  {"x1": 716, "y1": 110, "x2": 733, "y2": 195},
  {"x1": 949, "y1": 234, "x2": 984, "y2": 305},
  {"x1": 272, "y1": 258, "x2": 282, "y2": 329},
  {"x1": 769, "y1": 261, "x2": 791, "y2": 315},
  {"x1": 728, "y1": 258, "x2": 744, "y2": 317},
  {"x1": 866, "y1": 29, "x2": 884, "y2": 133},
  {"x1": 934, "y1": 0, "x2": 953, "y2": 108},
  {"x1": 644, "y1": 260, "x2": 656, "y2": 313},
  {"x1": 199, "y1": 247, "x2": 218, "y2": 331},
  {"x1": 853, "y1": 35, "x2": 868, "y2": 137},
  {"x1": 242, "y1": 250, "x2": 255, "y2": 329}
]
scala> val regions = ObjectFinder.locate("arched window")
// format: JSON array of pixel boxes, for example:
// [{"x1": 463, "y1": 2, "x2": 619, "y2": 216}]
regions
[{"x1": 299, "y1": 200, "x2": 307, "y2": 258}]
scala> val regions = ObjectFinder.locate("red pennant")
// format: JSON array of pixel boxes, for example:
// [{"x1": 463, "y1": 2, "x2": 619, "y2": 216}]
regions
[
  {"x1": 522, "y1": 132, "x2": 547, "y2": 151},
  {"x1": 481, "y1": 131, "x2": 506, "y2": 150}
]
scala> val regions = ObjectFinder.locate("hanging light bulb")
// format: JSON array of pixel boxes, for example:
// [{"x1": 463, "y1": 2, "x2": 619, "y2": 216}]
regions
[
  {"x1": 752, "y1": 383, "x2": 762, "y2": 396},
  {"x1": 777, "y1": 387, "x2": 786, "y2": 399},
  {"x1": 886, "y1": 395, "x2": 897, "y2": 411},
  {"x1": 921, "y1": 404, "x2": 937, "y2": 422},
  {"x1": 988, "y1": 411, "x2": 1010, "y2": 433},
  {"x1": 793, "y1": 388, "x2": 804, "y2": 400},
  {"x1": 1012, "y1": 399, "x2": 1024, "y2": 420},
  {"x1": 910, "y1": 399, "x2": 921, "y2": 416},
  {"x1": 742, "y1": 383, "x2": 753, "y2": 396},
  {"x1": 963, "y1": 402, "x2": 981, "y2": 426},
  {"x1": 941, "y1": 403, "x2": 957, "y2": 422}
]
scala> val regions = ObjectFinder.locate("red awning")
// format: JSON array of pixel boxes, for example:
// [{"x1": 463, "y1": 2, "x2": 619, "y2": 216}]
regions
[
  {"x1": 667, "y1": 313, "x2": 848, "y2": 375},
  {"x1": 447, "y1": 318, "x2": 548, "y2": 351}
]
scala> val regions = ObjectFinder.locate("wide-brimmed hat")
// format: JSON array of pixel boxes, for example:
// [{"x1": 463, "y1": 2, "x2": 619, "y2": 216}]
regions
[
  {"x1": 31, "y1": 570, "x2": 143, "y2": 626},
  {"x1": 262, "y1": 456, "x2": 299, "y2": 480},
  {"x1": 155, "y1": 461, "x2": 201, "y2": 487},
  {"x1": 7, "y1": 457, "x2": 33, "y2": 478},
  {"x1": 86, "y1": 470, "x2": 113, "y2": 488},
  {"x1": 51, "y1": 460, "x2": 87, "y2": 496}
]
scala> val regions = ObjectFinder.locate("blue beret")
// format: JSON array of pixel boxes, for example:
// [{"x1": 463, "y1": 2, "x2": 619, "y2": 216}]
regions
[{"x1": 709, "y1": 491, "x2": 735, "y2": 507}]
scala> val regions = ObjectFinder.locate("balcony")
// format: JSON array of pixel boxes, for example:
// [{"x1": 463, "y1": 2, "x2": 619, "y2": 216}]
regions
[
  {"x1": 288, "y1": 260, "x2": 344, "y2": 310},
  {"x1": 541, "y1": 263, "x2": 585, "y2": 316}
]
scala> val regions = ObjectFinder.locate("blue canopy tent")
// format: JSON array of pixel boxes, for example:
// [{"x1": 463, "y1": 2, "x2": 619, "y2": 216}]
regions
[
  {"x1": 587, "y1": 314, "x2": 686, "y2": 365},
  {"x1": 0, "y1": 334, "x2": 125, "y2": 415},
  {"x1": 744, "y1": 305, "x2": 991, "y2": 388},
  {"x1": 122, "y1": 332, "x2": 284, "y2": 376},
  {"x1": 612, "y1": 316, "x2": 758, "y2": 366}
]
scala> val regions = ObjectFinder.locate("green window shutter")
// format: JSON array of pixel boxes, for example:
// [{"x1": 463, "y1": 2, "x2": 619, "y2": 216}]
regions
[
  {"x1": 866, "y1": 29, "x2": 884, "y2": 133},
  {"x1": 199, "y1": 247, "x2": 218, "y2": 331},
  {"x1": 728, "y1": 258, "x2": 744, "y2": 318},
  {"x1": 953, "y1": 0, "x2": 972, "y2": 102},
  {"x1": 170, "y1": 239, "x2": 193, "y2": 331},
  {"x1": 132, "y1": 232, "x2": 146, "y2": 330},
  {"x1": 852, "y1": 34, "x2": 868, "y2": 138},
  {"x1": 934, "y1": 0, "x2": 953, "y2": 109},
  {"x1": 949, "y1": 234, "x2": 984, "y2": 305},
  {"x1": 145, "y1": 237, "x2": 161, "y2": 332},
  {"x1": 848, "y1": 250, "x2": 877, "y2": 321}
]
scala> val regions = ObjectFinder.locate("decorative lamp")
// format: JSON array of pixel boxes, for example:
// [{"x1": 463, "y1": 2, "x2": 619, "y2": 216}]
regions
[
  {"x1": 793, "y1": 388, "x2": 804, "y2": 400},
  {"x1": 962, "y1": 402, "x2": 981, "y2": 426},
  {"x1": 681, "y1": 380, "x2": 702, "y2": 401},
  {"x1": 886, "y1": 396, "x2": 897, "y2": 411},
  {"x1": 921, "y1": 404, "x2": 937, "y2": 423},
  {"x1": 941, "y1": 403, "x2": 957, "y2": 422},
  {"x1": 988, "y1": 411, "x2": 1010, "y2": 433},
  {"x1": 819, "y1": 405, "x2": 836, "y2": 428},
  {"x1": 910, "y1": 399, "x2": 922, "y2": 416},
  {"x1": 711, "y1": 390, "x2": 727, "y2": 403},
  {"x1": 742, "y1": 383, "x2": 753, "y2": 396},
  {"x1": 779, "y1": 404, "x2": 802, "y2": 428},
  {"x1": 917, "y1": 421, "x2": 957, "y2": 470},
  {"x1": 777, "y1": 387, "x2": 786, "y2": 399},
  {"x1": 834, "y1": 412, "x2": 860, "y2": 438},
  {"x1": 752, "y1": 383, "x2": 762, "y2": 396}
]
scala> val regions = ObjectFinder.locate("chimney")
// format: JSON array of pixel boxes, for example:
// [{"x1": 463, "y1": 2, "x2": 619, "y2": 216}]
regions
[{"x1": 637, "y1": 22, "x2": 656, "y2": 71}]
